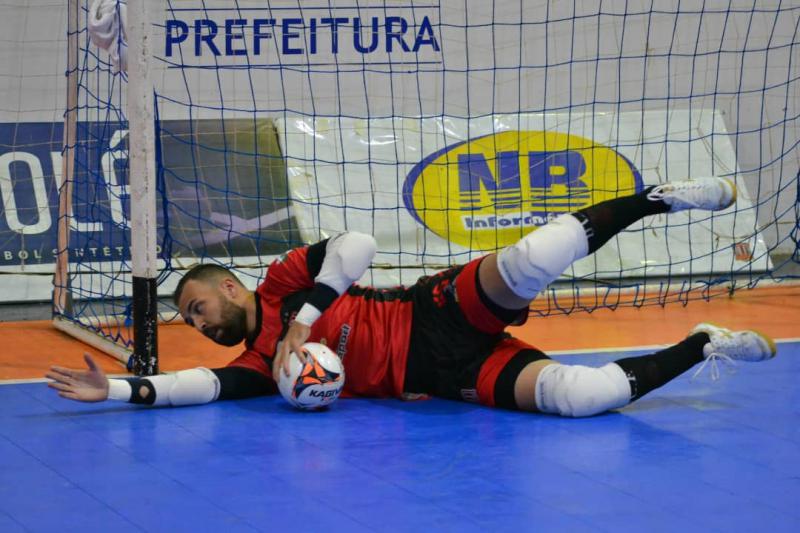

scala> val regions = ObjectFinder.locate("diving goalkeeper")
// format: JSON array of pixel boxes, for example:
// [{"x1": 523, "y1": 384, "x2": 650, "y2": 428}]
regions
[{"x1": 47, "y1": 178, "x2": 776, "y2": 416}]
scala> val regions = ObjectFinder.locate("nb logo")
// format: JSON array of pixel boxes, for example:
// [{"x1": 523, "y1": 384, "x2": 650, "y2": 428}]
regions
[
  {"x1": 403, "y1": 130, "x2": 642, "y2": 251},
  {"x1": 458, "y1": 150, "x2": 590, "y2": 212}
]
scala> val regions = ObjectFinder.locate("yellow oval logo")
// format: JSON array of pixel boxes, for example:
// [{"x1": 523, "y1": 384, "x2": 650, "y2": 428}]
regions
[{"x1": 403, "y1": 130, "x2": 643, "y2": 250}]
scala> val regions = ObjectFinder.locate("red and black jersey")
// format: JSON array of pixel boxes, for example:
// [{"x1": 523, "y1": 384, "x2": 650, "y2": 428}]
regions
[
  {"x1": 227, "y1": 242, "x2": 414, "y2": 398},
  {"x1": 218, "y1": 242, "x2": 545, "y2": 409}
]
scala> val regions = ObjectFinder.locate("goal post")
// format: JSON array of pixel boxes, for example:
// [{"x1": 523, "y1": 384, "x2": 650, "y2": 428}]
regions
[
  {"x1": 53, "y1": 0, "x2": 800, "y2": 368},
  {"x1": 126, "y1": 0, "x2": 159, "y2": 375},
  {"x1": 54, "y1": 0, "x2": 159, "y2": 374}
]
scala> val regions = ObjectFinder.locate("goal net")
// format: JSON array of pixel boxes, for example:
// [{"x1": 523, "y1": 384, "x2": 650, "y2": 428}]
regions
[{"x1": 54, "y1": 0, "x2": 800, "y2": 371}]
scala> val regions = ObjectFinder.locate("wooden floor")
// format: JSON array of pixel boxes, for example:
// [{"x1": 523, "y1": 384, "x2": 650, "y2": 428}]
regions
[{"x1": 1, "y1": 285, "x2": 797, "y2": 380}]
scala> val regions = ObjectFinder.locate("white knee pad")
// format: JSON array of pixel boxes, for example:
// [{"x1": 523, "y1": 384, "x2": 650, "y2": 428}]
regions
[
  {"x1": 496, "y1": 214, "x2": 589, "y2": 300},
  {"x1": 534, "y1": 363, "x2": 631, "y2": 417}
]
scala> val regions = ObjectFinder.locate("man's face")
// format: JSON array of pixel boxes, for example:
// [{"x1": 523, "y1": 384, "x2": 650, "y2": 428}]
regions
[{"x1": 178, "y1": 279, "x2": 248, "y2": 346}]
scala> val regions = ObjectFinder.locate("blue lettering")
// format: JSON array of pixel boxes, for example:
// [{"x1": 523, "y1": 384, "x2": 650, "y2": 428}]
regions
[
  {"x1": 354, "y1": 17, "x2": 379, "y2": 53},
  {"x1": 321, "y1": 17, "x2": 348, "y2": 53},
  {"x1": 309, "y1": 18, "x2": 317, "y2": 54},
  {"x1": 528, "y1": 151, "x2": 587, "y2": 189},
  {"x1": 413, "y1": 16, "x2": 440, "y2": 52},
  {"x1": 385, "y1": 17, "x2": 410, "y2": 52},
  {"x1": 194, "y1": 19, "x2": 220, "y2": 56},
  {"x1": 165, "y1": 20, "x2": 188, "y2": 56},
  {"x1": 225, "y1": 19, "x2": 247, "y2": 56},
  {"x1": 165, "y1": 15, "x2": 444, "y2": 59},
  {"x1": 253, "y1": 19, "x2": 275, "y2": 55},
  {"x1": 458, "y1": 152, "x2": 521, "y2": 193},
  {"x1": 282, "y1": 18, "x2": 303, "y2": 55}
]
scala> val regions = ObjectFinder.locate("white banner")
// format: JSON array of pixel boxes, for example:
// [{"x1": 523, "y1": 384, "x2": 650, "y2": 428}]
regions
[{"x1": 279, "y1": 110, "x2": 771, "y2": 286}]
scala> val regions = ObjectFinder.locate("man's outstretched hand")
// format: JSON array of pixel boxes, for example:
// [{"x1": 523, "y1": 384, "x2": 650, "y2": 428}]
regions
[{"x1": 46, "y1": 353, "x2": 109, "y2": 402}]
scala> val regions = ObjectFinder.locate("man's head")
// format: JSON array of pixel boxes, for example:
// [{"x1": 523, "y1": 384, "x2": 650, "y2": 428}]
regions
[{"x1": 174, "y1": 264, "x2": 251, "y2": 346}]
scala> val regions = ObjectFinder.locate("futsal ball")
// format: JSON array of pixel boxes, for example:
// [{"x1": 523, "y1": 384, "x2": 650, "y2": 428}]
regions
[{"x1": 277, "y1": 342, "x2": 345, "y2": 410}]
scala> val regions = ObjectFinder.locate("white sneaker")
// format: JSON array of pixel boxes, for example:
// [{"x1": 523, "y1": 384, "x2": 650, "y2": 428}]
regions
[
  {"x1": 647, "y1": 177, "x2": 737, "y2": 212},
  {"x1": 690, "y1": 322, "x2": 777, "y2": 380}
]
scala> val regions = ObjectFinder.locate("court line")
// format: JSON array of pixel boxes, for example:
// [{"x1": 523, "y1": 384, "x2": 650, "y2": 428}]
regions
[
  {"x1": 548, "y1": 337, "x2": 800, "y2": 356},
  {"x1": 1, "y1": 374, "x2": 130, "y2": 386}
]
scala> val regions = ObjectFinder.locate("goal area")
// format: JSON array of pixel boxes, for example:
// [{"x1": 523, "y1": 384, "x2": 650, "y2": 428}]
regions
[{"x1": 54, "y1": 0, "x2": 800, "y2": 373}]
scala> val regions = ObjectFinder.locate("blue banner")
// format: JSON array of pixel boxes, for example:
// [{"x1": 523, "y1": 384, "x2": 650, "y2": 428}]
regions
[{"x1": 0, "y1": 120, "x2": 297, "y2": 268}]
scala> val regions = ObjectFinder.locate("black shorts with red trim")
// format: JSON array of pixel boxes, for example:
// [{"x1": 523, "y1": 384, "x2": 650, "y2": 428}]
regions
[{"x1": 404, "y1": 257, "x2": 550, "y2": 409}]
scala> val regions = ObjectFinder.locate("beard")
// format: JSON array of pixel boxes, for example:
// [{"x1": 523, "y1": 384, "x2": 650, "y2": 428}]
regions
[{"x1": 207, "y1": 297, "x2": 248, "y2": 346}]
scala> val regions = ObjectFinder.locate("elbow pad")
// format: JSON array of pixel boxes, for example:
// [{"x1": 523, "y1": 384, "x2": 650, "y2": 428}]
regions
[
  {"x1": 110, "y1": 368, "x2": 221, "y2": 406},
  {"x1": 150, "y1": 368, "x2": 221, "y2": 406},
  {"x1": 295, "y1": 232, "x2": 377, "y2": 326},
  {"x1": 315, "y1": 232, "x2": 377, "y2": 293}
]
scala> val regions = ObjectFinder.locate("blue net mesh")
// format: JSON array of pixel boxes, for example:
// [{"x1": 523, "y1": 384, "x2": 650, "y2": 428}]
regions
[{"x1": 56, "y1": 0, "x2": 800, "y2": 352}]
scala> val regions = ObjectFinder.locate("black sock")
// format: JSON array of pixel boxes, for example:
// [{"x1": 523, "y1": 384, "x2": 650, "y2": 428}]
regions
[
  {"x1": 572, "y1": 186, "x2": 669, "y2": 253},
  {"x1": 614, "y1": 332, "x2": 709, "y2": 401}
]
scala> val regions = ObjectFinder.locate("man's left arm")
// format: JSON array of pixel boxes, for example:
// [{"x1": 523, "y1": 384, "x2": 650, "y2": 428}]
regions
[{"x1": 274, "y1": 232, "x2": 377, "y2": 377}]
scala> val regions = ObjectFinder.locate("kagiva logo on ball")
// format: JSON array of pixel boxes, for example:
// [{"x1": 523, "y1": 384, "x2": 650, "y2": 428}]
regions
[
  {"x1": 278, "y1": 342, "x2": 345, "y2": 410},
  {"x1": 403, "y1": 131, "x2": 643, "y2": 250}
]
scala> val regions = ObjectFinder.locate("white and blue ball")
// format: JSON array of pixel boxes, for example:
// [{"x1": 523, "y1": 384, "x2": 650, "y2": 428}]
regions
[{"x1": 277, "y1": 342, "x2": 345, "y2": 410}]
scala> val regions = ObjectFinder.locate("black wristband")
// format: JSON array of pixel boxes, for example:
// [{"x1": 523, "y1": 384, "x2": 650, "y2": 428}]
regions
[
  {"x1": 305, "y1": 282, "x2": 340, "y2": 313},
  {"x1": 125, "y1": 378, "x2": 156, "y2": 405}
]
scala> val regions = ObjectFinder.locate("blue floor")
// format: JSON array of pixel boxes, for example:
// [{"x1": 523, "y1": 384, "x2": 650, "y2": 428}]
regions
[{"x1": 2, "y1": 343, "x2": 799, "y2": 533}]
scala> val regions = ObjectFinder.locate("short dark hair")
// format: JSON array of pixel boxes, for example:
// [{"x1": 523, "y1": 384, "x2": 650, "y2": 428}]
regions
[{"x1": 173, "y1": 264, "x2": 243, "y2": 305}]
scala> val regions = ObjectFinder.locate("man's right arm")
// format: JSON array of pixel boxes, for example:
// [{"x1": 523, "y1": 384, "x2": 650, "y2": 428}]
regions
[
  {"x1": 109, "y1": 366, "x2": 275, "y2": 405},
  {"x1": 47, "y1": 354, "x2": 275, "y2": 406}
]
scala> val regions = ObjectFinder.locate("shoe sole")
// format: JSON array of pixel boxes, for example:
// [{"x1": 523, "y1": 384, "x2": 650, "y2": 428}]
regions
[{"x1": 752, "y1": 328, "x2": 777, "y2": 358}]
